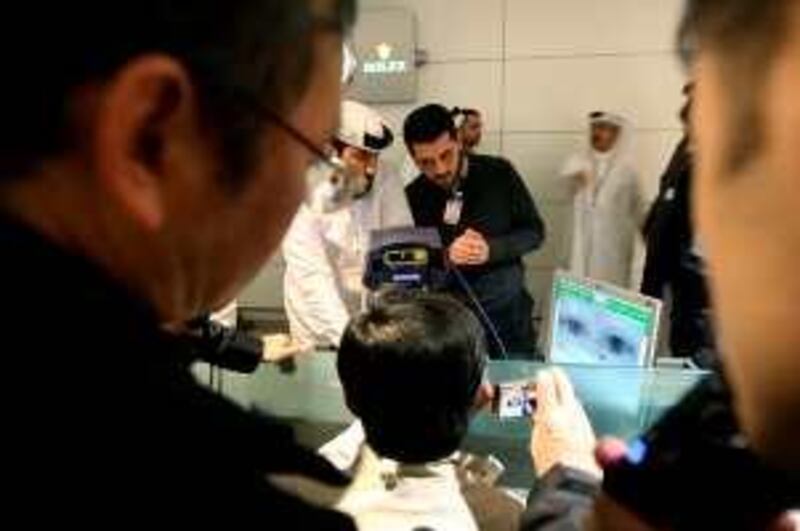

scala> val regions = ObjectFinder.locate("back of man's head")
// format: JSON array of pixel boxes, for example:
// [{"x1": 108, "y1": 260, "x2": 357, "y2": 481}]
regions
[{"x1": 338, "y1": 291, "x2": 487, "y2": 464}]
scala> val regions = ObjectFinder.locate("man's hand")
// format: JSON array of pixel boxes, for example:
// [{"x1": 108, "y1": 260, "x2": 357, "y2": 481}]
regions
[
  {"x1": 449, "y1": 228, "x2": 490, "y2": 266},
  {"x1": 531, "y1": 368, "x2": 602, "y2": 478},
  {"x1": 262, "y1": 334, "x2": 307, "y2": 363}
]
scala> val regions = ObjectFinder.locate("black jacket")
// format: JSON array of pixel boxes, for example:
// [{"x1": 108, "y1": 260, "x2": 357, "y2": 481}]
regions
[
  {"x1": 0, "y1": 214, "x2": 354, "y2": 528},
  {"x1": 641, "y1": 139, "x2": 717, "y2": 367},
  {"x1": 405, "y1": 154, "x2": 546, "y2": 308},
  {"x1": 520, "y1": 467, "x2": 600, "y2": 531}
]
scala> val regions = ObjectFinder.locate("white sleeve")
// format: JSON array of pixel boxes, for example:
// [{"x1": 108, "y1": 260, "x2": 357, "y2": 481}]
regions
[
  {"x1": 560, "y1": 154, "x2": 590, "y2": 179},
  {"x1": 209, "y1": 300, "x2": 238, "y2": 328},
  {"x1": 377, "y1": 170, "x2": 414, "y2": 228},
  {"x1": 318, "y1": 421, "x2": 366, "y2": 472},
  {"x1": 399, "y1": 154, "x2": 421, "y2": 186},
  {"x1": 282, "y1": 207, "x2": 351, "y2": 347}
]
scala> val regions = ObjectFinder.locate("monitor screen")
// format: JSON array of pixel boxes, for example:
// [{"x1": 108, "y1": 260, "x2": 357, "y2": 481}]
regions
[
  {"x1": 363, "y1": 227, "x2": 444, "y2": 291},
  {"x1": 548, "y1": 272, "x2": 662, "y2": 366}
]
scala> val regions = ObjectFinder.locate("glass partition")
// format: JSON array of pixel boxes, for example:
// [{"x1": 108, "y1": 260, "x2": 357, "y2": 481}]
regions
[{"x1": 219, "y1": 352, "x2": 707, "y2": 489}]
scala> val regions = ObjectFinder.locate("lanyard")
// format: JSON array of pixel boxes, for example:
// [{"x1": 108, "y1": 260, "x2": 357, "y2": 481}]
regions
[
  {"x1": 443, "y1": 190, "x2": 464, "y2": 226},
  {"x1": 443, "y1": 155, "x2": 467, "y2": 226}
]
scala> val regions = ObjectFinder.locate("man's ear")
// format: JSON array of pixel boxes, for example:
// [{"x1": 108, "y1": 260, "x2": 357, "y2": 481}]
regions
[{"x1": 93, "y1": 55, "x2": 194, "y2": 232}]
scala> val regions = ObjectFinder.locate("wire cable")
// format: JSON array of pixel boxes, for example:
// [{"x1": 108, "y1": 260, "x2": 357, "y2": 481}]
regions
[{"x1": 450, "y1": 265, "x2": 509, "y2": 360}]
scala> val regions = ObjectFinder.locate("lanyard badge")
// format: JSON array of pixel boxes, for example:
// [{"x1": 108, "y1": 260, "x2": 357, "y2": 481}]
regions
[{"x1": 443, "y1": 191, "x2": 464, "y2": 226}]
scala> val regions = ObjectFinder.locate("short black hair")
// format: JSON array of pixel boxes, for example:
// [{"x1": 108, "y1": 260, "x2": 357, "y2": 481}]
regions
[
  {"x1": 337, "y1": 291, "x2": 488, "y2": 464},
  {"x1": 403, "y1": 104, "x2": 458, "y2": 155},
  {"x1": 451, "y1": 107, "x2": 481, "y2": 120},
  {"x1": 678, "y1": 0, "x2": 792, "y2": 171},
  {"x1": 0, "y1": 0, "x2": 356, "y2": 188}
]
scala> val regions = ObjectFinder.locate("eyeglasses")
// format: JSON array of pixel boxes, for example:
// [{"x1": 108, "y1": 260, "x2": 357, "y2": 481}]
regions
[
  {"x1": 237, "y1": 10, "x2": 350, "y2": 174},
  {"x1": 260, "y1": 107, "x2": 344, "y2": 173}
]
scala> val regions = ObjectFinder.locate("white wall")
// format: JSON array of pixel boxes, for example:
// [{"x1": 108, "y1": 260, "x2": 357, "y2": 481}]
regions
[{"x1": 240, "y1": 0, "x2": 688, "y2": 319}]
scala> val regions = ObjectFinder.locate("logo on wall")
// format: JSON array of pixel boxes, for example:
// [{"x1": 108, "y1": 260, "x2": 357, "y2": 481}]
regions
[{"x1": 363, "y1": 42, "x2": 408, "y2": 75}]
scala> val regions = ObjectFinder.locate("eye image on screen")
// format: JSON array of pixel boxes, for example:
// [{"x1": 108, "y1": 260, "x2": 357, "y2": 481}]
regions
[{"x1": 550, "y1": 276, "x2": 655, "y2": 366}]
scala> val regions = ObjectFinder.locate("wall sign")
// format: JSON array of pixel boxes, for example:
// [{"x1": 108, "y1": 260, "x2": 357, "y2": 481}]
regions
[{"x1": 348, "y1": 8, "x2": 418, "y2": 104}]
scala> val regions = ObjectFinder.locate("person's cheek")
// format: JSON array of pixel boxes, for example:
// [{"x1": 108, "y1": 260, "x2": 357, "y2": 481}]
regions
[
  {"x1": 258, "y1": 133, "x2": 307, "y2": 234},
  {"x1": 691, "y1": 59, "x2": 725, "y2": 254},
  {"x1": 448, "y1": 158, "x2": 459, "y2": 178}
]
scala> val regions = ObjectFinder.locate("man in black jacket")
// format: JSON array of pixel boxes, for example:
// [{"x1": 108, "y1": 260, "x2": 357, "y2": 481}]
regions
[
  {"x1": 641, "y1": 85, "x2": 718, "y2": 368},
  {"x1": 403, "y1": 104, "x2": 546, "y2": 360},
  {"x1": 0, "y1": 0, "x2": 357, "y2": 527}
]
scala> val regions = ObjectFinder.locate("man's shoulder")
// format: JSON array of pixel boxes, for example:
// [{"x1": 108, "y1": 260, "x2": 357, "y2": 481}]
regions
[
  {"x1": 404, "y1": 175, "x2": 432, "y2": 202},
  {"x1": 466, "y1": 155, "x2": 526, "y2": 194},
  {"x1": 470, "y1": 154, "x2": 516, "y2": 177},
  {"x1": 471, "y1": 153, "x2": 505, "y2": 164},
  {"x1": 405, "y1": 174, "x2": 427, "y2": 191}
]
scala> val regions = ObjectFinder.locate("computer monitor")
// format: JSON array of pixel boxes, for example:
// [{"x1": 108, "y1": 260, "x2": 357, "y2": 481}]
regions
[
  {"x1": 546, "y1": 271, "x2": 663, "y2": 367},
  {"x1": 363, "y1": 227, "x2": 445, "y2": 291}
]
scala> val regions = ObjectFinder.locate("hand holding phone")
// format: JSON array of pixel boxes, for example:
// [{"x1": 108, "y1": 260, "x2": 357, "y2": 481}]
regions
[{"x1": 530, "y1": 368, "x2": 602, "y2": 478}]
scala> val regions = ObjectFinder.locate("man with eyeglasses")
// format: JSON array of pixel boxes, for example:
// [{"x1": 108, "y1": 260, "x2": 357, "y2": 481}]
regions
[
  {"x1": 282, "y1": 100, "x2": 412, "y2": 349},
  {"x1": 404, "y1": 104, "x2": 546, "y2": 360},
  {"x1": 0, "y1": 0, "x2": 359, "y2": 527}
]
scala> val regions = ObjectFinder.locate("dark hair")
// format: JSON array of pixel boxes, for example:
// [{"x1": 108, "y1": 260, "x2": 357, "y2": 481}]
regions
[
  {"x1": 403, "y1": 104, "x2": 458, "y2": 155},
  {"x1": 337, "y1": 291, "x2": 488, "y2": 464},
  {"x1": 451, "y1": 107, "x2": 481, "y2": 120},
  {"x1": 0, "y1": 0, "x2": 356, "y2": 188},
  {"x1": 678, "y1": 0, "x2": 792, "y2": 171}
]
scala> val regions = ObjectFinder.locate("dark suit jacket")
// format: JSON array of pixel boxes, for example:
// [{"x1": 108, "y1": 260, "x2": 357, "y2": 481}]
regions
[{"x1": 0, "y1": 214, "x2": 354, "y2": 528}]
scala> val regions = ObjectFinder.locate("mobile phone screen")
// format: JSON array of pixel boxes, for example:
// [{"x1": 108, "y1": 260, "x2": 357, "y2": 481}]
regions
[{"x1": 492, "y1": 381, "x2": 537, "y2": 419}]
